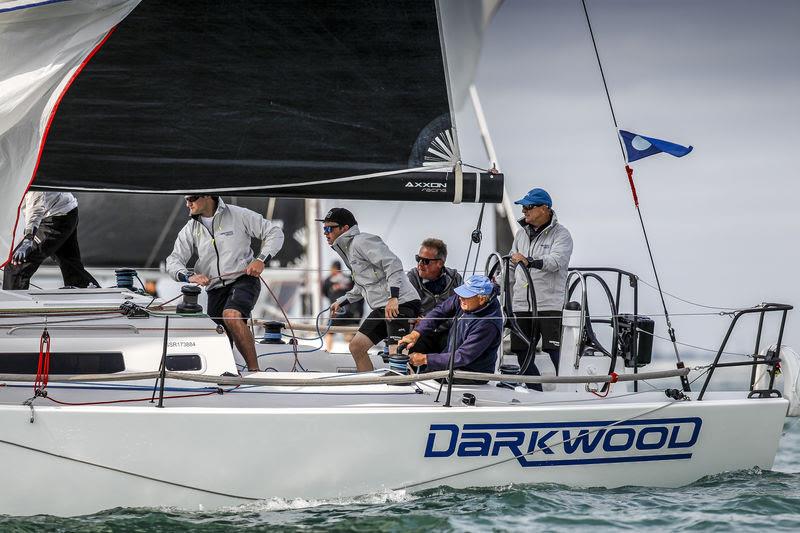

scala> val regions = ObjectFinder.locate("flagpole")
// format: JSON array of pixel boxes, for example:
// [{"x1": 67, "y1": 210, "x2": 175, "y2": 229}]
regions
[{"x1": 581, "y1": 0, "x2": 691, "y2": 392}]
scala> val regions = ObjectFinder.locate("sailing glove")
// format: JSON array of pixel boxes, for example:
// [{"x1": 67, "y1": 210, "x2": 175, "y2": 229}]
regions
[{"x1": 12, "y1": 236, "x2": 34, "y2": 265}]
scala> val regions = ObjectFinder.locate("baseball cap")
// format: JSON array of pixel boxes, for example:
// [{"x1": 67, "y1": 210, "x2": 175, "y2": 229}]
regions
[
  {"x1": 454, "y1": 275, "x2": 495, "y2": 298},
  {"x1": 316, "y1": 207, "x2": 357, "y2": 227},
  {"x1": 514, "y1": 188, "x2": 552, "y2": 208}
]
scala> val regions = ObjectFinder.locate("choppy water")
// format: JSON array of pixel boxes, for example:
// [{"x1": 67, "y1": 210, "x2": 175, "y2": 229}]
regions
[{"x1": 3, "y1": 419, "x2": 798, "y2": 532}]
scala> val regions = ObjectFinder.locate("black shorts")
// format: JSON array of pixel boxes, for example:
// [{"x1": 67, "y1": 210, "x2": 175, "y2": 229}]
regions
[
  {"x1": 358, "y1": 300, "x2": 421, "y2": 345},
  {"x1": 206, "y1": 275, "x2": 261, "y2": 325},
  {"x1": 510, "y1": 310, "x2": 562, "y2": 354}
]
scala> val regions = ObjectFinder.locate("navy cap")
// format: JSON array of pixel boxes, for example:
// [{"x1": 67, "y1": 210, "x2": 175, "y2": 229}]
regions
[
  {"x1": 454, "y1": 275, "x2": 495, "y2": 298},
  {"x1": 514, "y1": 188, "x2": 552, "y2": 208},
  {"x1": 316, "y1": 207, "x2": 357, "y2": 227}
]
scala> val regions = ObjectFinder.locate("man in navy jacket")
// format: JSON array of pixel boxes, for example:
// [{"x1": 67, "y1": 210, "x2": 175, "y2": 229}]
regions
[{"x1": 400, "y1": 275, "x2": 502, "y2": 374}]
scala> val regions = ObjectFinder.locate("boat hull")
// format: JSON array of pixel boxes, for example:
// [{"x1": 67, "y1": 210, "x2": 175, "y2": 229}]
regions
[{"x1": 0, "y1": 394, "x2": 786, "y2": 516}]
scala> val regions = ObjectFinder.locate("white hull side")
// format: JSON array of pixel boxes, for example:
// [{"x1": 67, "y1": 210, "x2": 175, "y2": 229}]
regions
[{"x1": 0, "y1": 396, "x2": 786, "y2": 516}]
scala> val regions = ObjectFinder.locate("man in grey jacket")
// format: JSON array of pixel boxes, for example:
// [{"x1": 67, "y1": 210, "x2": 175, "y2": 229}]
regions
[
  {"x1": 321, "y1": 208, "x2": 421, "y2": 372},
  {"x1": 166, "y1": 194, "x2": 284, "y2": 372},
  {"x1": 508, "y1": 188, "x2": 573, "y2": 388},
  {"x1": 3, "y1": 191, "x2": 98, "y2": 290},
  {"x1": 406, "y1": 237, "x2": 462, "y2": 354}
]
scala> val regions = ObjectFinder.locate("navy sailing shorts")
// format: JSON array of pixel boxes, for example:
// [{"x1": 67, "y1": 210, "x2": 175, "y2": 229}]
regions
[{"x1": 206, "y1": 275, "x2": 261, "y2": 324}]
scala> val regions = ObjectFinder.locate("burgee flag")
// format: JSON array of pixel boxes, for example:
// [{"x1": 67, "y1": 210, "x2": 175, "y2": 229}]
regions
[{"x1": 619, "y1": 130, "x2": 693, "y2": 162}]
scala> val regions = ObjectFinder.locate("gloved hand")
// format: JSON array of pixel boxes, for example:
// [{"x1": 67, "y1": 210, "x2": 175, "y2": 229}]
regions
[{"x1": 12, "y1": 237, "x2": 34, "y2": 265}]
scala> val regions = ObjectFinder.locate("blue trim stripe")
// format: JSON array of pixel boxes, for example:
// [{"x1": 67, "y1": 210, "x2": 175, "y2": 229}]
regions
[
  {"x1": 518, "y1": 453, "x2": 693, "y2": 468},
  {"x1": 0, "y1": 0, "x2": 72, "y2": 14}
]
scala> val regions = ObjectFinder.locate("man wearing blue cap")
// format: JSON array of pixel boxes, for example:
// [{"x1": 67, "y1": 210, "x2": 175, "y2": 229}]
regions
[
  {"x1": 508, "y1": 188, "x2": 573, "y2": 389},
  {"x1": 399, "y1": 274, "x2": 502, "y2": 375}
]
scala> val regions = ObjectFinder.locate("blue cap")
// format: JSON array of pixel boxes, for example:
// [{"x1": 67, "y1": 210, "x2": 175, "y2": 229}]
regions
[
  {"x1": 514, "y1": 188, "x2": 552, "y2": 208},
  {"x1": 454, "y1": 275, "x2": 495, "y2": 298}
]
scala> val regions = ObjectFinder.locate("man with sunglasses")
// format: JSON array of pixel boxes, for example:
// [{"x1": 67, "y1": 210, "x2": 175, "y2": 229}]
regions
[
  {"x1": 508, "y1": 188, "x2": 573, "y2": 390},
  {"x1": 400, "y1": 274, "x2": 502, "y2": 379},
  {"x1": 406, "y1": 238, "x2": 463, "y2": 354},
  {"x1": 166, "y1": 194, "x2": 284, "y2": 373},
  {"x1": 320, "y1": 208, "x2": 420, "y2": 372}
]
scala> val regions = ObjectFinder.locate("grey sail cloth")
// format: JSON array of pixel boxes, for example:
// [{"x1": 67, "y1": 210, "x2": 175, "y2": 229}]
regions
[
  {"x1": 407, "y1": 266, "x2": 464, "y2": 325},
  {"x1": 331, "y1": 226, "x2": 418, "y2": 310},
  {"x1": 166, "y1": 198, "x2": 284, "y2": 291},
  {"x1": 508, "y1": 211, "x2": 573, "y2": 312}
]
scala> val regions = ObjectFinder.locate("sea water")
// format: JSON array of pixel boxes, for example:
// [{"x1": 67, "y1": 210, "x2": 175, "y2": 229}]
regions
[{"x1": 2, "y1": 420, "x2": 798, "y2": 532}]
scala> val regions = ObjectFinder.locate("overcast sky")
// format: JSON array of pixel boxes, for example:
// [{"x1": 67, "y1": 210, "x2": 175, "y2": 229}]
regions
[{"x1": 323, "y1": 0, "x2": 800, "y2": 362}]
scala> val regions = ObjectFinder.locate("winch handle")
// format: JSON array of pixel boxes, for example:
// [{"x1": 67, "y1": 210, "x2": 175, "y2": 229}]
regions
[{"x1": 396, "y1": 342, "x2": 409, "y2": 355}]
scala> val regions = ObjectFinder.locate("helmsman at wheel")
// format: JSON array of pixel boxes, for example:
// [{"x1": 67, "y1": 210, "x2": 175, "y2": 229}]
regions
[
  {"x1": 166, "y1": 194, "x2": 284, "y2": 373},
  {"x1": 320, "y1": 208, "x2": 421, "y2": 372},
  {"x1": 508, "y1": 188, "x2": 573, "y2": 389}
]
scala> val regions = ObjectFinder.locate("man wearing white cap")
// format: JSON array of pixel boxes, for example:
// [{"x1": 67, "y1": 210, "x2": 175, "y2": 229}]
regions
[{"x1": 508, "y1": 188, "x2": 573, "y2": 389}]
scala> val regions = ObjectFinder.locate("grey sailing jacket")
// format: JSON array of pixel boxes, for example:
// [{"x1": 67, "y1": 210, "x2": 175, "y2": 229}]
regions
[
  {"x1": 331, "y1": 226, "x2": 418, "y2": 309},
  {"x1": 407, "y1": 266, "x2": 463, "y2": 317},
  {"x1": 166, "y1": 198, "x2": 284, "y2": 291},
  {"x1": 508, "y1": 211, "x2": 573, "y2": 312}
]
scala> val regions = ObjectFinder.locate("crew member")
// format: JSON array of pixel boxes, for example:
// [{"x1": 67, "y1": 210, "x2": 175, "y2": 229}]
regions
[
  {"x1": 400, "y1": 274, "x2": 502, "y2": 376},
  {"x1": 508, "y1": 187, "x2": 573, "y2": 389},
  {"x1": 3, "y1": 191, "x2": 98, "y2": 290},
  {"x1": 406, "y1": 237, "x2": 462, "y2": 354},
  {"x1": 166, "y1": 194, "x2": 284, "y2": 373},
  {"x1": 322, "y1": 208, "x2": 420, "y2": 372}
]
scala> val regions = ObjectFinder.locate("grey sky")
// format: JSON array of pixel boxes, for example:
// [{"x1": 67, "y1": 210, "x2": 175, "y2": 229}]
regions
[{"x1": 323, "y1": 0, "x2": 800, "y2": 361}]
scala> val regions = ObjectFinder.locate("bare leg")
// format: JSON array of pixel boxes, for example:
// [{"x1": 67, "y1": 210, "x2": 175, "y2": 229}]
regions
[
  {"x1": 223, "y1": 309, "x2": 259, "y2": 371},
  {"x1": 324, "y1": 332, "x2": 334, "y2": 352},
  {"x1": 348, "y1": 332, "x2": 375, "y2": 372}
]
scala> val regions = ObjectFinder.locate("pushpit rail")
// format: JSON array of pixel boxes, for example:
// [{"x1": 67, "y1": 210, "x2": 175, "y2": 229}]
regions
[{"x1": 697, "y1": 302, "x2": 792, "y2": 400}]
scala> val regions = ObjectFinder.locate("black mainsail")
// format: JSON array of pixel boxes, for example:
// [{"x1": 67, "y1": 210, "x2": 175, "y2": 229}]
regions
[
  {"x1": 32, "y1": 0, "x2": 503, "y2": 203},
  {"x1": 0, "y1": 0, "x2": 503, "y2": 263}
]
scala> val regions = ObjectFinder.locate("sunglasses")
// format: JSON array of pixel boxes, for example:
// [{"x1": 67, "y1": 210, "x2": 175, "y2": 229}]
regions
[
  {"x1": 522, "y1": 204, "x2": 545, "y2": 211},
  {"x1": 415, "y1": 255, "x2": 442, "y2": 265},
  {"x1": 184, "y1": 195, "x2": 202, "y2": 203},
  {"x1": 323, "y1": 225, "x2": 340, "y2": 234}
]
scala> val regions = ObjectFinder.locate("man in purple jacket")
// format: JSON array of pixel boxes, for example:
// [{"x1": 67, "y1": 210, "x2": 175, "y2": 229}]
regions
[{"x1": 399, "y1": 275, "x2": 502, "y2": 374}]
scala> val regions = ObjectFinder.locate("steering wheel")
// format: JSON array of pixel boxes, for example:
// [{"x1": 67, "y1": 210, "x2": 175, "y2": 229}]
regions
[{"x1": 567, "y1": 273, "x2": 621, "y2": 382}]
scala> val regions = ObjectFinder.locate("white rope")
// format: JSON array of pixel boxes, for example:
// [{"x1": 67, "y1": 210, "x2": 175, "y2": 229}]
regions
[{"x1": 0, "y1": 367, "x2": 689, "y2": 387}]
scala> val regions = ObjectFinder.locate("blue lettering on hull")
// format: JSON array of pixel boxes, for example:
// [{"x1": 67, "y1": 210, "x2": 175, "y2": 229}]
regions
[{"x1": 424, "y1": 417, "x2": 702, "y2": 467}]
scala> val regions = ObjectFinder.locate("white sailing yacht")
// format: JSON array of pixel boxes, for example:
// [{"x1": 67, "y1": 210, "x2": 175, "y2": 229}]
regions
[{"x1": 0, "y1": 0, "x2": 797, "y2": 517}]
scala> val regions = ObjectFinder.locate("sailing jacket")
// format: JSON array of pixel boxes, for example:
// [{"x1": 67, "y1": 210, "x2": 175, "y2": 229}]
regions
[
  {"x1": 331, "y1": 226, "x2": 418, "y2": 309},
  {"x1": 22, "y1": 192, "x2": 78, "y2": 235},
  {"x1": 166, "y1": 198, "x2": 284, "y2": 291},
  {"x1": 508, "y1": 211, "x2": 573, "y2": 312},
  {"x1": 414, "y1": 293, "x2": 502, "y2": 373},
  {"x1": 407, "y1": 266, "x2": 463, "y2": 317}
]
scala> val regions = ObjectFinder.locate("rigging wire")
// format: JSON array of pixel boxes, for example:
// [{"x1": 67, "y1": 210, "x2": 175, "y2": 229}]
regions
[
  {"x1": 581, "y1": 0, "x2": 690, "y2": 391},
  {"x1": 636, "y1": 277, "x2": 742, "y2": 311}
]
